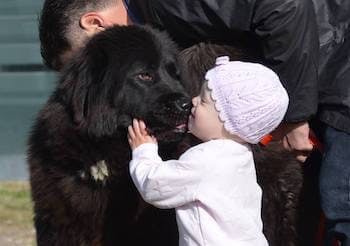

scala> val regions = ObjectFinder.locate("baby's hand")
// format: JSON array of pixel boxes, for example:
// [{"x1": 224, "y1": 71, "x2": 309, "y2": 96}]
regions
[{"x1": 128, "y1": 119, "x2": 157, "y2": 150}]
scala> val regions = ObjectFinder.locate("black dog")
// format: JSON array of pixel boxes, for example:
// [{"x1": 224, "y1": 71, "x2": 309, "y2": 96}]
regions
[
  {"x1": 29, "y1": 25, "x2": 311, "y2": 246},
  {"x1": 28, "y1": 25, "x2": 190, "y2": 246}
]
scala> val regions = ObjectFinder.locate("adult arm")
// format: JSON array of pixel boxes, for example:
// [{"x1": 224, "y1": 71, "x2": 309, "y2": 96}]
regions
[
  {"x1": 252, "y1": 0, "x2": 319, "y2": 122},
  {"x1": 252, "y1": 0, "x2": 318, "y2": 160}
]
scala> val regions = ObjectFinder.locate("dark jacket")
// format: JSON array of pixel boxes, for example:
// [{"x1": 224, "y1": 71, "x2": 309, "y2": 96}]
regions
[
  {"x1": 312, "y1": 0, "x2": 350, "y2": 133},
  {"x1": 127, "y1": 0, "x2": 320, "y2": 124}
]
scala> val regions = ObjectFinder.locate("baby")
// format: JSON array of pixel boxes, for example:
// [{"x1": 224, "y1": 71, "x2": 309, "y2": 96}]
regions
[{"x1": 128, "y1": 57, "x2": 289, "y2": 246}]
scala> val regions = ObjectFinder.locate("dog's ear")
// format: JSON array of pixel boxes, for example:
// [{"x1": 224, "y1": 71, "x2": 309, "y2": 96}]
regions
[{"x1": 65, "y1": 47, "x2": 120, "y2": 138}]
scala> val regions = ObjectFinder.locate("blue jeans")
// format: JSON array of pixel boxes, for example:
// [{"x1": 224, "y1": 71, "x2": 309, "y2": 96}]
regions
[{"x1": 319, "y1": 125, "x2": 350, "y2": 245}]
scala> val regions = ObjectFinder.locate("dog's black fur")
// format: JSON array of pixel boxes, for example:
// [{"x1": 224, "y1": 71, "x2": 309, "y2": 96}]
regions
[
  {"x1": 28, "y1": 25, "x2": 306, "y2": 246},
  {"x1": 28, "y1": 25, "x2": 191, "y2": 246}
]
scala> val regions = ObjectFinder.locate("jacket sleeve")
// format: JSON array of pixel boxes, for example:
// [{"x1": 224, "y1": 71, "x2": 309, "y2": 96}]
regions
[
  {"x1": 251, "y1": 0, "x2": 319, "y2": 122},
  {"x1": 129, "y1": 143, "x2": 203, "y2": 209}
]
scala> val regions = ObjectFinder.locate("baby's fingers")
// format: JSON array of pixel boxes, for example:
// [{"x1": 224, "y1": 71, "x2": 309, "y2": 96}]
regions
[
  {"x1": 132, "y1": 119, "x2": 142, "y2": 137},
  {"x1": 128, "y1": 125, "x2": 135, "y2": 139},
  {"x1": 139, "y1": 120, "x2": 149, "y2": 136}
]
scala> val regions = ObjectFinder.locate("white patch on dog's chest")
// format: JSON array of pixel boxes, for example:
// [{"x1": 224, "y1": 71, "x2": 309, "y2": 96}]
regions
[{"x1": 90, "y1": 160, "x2": 109, "y2": 183}]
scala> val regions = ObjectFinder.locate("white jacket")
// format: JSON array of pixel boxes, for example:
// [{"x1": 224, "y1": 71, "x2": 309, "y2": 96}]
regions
[{"x1": 130, "y1": 139, "x2": 268, "y2": 246}]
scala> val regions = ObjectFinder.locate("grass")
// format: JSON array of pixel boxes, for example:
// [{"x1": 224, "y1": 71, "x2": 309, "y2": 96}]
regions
[{"x1": 0, "y1": 181, "x2": 36, "y2": 246}]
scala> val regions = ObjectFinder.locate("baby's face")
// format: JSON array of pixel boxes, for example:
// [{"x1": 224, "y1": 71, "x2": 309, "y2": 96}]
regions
[{"x1": 188, "y1": 85, "x2": 224, "y2": 141}]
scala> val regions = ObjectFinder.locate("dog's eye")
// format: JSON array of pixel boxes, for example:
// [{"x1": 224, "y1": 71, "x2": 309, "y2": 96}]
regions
[{"x1": 137, "y1": 73, "x2": 154, "y2": 82}]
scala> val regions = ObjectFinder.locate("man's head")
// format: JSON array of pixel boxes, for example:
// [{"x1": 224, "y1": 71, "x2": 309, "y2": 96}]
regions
[{"x1": 39, "y1": 0, "x2": 131, "y2": 70}]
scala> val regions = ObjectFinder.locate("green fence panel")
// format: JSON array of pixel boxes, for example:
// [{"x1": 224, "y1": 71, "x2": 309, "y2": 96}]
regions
[
  {"x1": 0, "y1": 16, "x2": 39, "y2": 43},
  {"x1": 0, "y1": 72, "x2": 56, "y2": 93},
  {"x1": 0, "y1": 43, "x2": 42, "y2": 66},
  {"x1": 0, "y1": 0, "x2": 55, "y2": 180},
  {"x1": 0, "y1": 0, "x2": 44, "y2": 15}
]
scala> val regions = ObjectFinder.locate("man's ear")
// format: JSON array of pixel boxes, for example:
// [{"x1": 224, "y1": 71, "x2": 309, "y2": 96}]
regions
[{"x1": 80, "y1": 12, "x2": 105, "y2": 36}]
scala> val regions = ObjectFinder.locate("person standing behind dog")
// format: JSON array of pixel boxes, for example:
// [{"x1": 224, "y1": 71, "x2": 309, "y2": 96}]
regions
[
  {"x1": 127, "y1": 57, "x2": 289, "y2": 246},
  {"x1": 39, "y1": 0, "x2": 318, "y2": 163},
  {"x1": 312, "y1": 1, "x2": 350, "y2": 245}
]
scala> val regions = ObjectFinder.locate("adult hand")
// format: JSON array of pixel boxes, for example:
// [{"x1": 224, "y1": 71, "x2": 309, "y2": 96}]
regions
[{"x1": 271, "y1": 121, "x2": 314, "y2": 163}]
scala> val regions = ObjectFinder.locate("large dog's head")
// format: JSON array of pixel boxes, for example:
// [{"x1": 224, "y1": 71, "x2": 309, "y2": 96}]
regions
[{"x1": 59, "y1": 25, "x2": 191, "y2": 142}]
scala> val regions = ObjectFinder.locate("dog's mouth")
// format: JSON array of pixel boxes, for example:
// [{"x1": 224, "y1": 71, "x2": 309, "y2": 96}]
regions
[
  {"x1": 127, "y1": 94, "x2": 191, "y2": 142},
  {"x1": 146, "y1": 105, "x2": 190, "y2": 142},
  {"x1": 147, "y1": 115, "x2": 189, "y2": 142},
  {"x1": 173, "y1": 123, "x2": 188, "y2": 133},
  {"x1": 159, "y1": 121, "x2": 188, "y2": 135},
  {"x1": 118, "y1": 107, "x2": 189, "y2": 142}
]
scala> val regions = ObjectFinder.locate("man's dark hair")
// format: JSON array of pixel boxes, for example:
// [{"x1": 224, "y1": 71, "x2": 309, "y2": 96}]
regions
[{"x1": 39, "y1": 0, "x2": 114, "y2": 70}]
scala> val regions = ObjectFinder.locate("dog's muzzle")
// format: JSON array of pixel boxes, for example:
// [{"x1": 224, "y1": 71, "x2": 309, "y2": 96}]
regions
[{"x1": 148, "y1": 94, "x2": 192, "y2": 140}]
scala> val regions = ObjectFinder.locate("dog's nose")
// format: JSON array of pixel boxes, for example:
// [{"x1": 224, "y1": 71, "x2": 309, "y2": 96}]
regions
[{"x1": 174, "y1": 98, "x2": 192, "y2": 113}]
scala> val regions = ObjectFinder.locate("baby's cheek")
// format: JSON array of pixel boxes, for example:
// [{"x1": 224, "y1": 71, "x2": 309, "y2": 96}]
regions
[
  {"x1": 188, "y1": 116, "x2": 195, "y2": 132},
  {"x1": 187, "y1": 120, "x2": 192, "y2": 132}
]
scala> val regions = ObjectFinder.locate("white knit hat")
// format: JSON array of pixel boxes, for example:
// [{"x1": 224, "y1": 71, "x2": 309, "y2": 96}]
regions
[{"x1": 206, "y1": 56, "x2": 289, "y2": 144}]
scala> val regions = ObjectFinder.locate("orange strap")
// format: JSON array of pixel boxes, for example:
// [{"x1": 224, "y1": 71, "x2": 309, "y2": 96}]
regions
[
  {"x1": 259, "y1": 133, "x2": 324, "y2": 152},
  {"x1": 259, "y1": 134, "x2": 273, "y2": 146}
]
